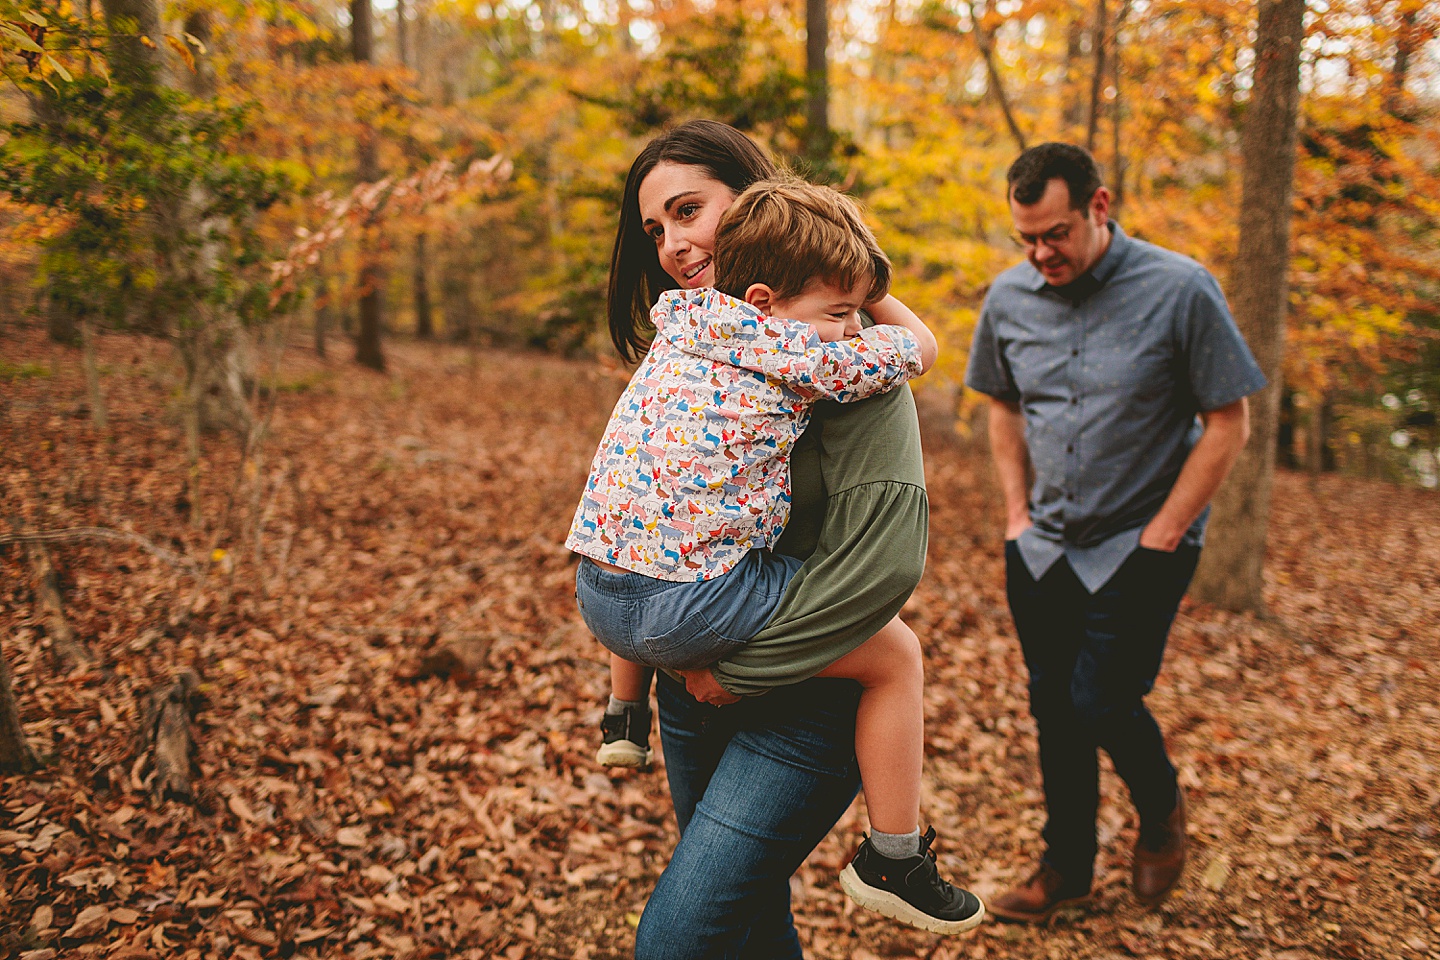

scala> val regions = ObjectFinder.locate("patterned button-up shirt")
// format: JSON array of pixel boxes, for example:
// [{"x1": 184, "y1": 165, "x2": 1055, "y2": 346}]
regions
[
  {"x1": 567, "y1": 288, "x2": 922, "y2": 582},
  {"x1": 965, "y1": 222, "x2": 1267, "y2": 592}
]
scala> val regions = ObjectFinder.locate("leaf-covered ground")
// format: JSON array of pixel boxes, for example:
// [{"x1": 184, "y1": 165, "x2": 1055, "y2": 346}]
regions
[{"x1": 2, "y1": 330, "x2": 1437, "y2": 960}]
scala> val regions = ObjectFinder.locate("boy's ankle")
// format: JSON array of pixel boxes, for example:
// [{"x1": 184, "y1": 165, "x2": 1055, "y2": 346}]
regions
[{"x1": 869, "y1": 828, "x2": 921, "y2": 859}]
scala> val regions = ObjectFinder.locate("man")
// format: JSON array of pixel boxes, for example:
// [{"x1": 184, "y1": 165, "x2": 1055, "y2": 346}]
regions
[{"x1": 965, "y1": 142, "x2": 1266, "y2": 922}]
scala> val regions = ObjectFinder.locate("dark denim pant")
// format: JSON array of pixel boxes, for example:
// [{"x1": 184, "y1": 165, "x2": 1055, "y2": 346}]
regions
[
  {"x1": 634, "y1": 672, "x2": 861, "y2": 960},
  {"x1": 1005, "y1": 541, "x2": 1199, "y2": 885}
]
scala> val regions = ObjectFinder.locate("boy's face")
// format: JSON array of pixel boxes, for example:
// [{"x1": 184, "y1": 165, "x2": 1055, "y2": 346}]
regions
[{"x1": 761, "y1": 276, "x2": 870, "y2": 343}]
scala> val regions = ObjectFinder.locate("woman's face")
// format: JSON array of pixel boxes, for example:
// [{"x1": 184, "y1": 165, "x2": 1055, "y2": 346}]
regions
[{"x1": 637, "y1": 161, "x2": 738, "y2": 290}]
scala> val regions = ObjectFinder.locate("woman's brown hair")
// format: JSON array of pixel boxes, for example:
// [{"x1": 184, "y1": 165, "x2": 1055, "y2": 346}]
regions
[{"x1": 607, "y1": 120, "x2": 778, "y2": 362}]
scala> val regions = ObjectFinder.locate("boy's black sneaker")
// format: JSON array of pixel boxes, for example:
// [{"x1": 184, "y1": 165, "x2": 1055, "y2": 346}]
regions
[
  {"x1": 595, "y1": 704, "x2": 652, "y2": 768},
  {"x1": 839, "y1": 827, "x2": 985, "y2": 935}
]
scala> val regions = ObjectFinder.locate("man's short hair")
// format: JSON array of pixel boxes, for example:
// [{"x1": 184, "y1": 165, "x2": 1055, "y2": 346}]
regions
[
  {"x1": 1007, "y1": 142, "x2": 1103, "y2": 209},
  {"x1": 713, "y1": 178, "x2": 891, "y2": 304}
]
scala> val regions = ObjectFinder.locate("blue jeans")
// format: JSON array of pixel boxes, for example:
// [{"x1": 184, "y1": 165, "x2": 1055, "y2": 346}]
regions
[
  {"x1": 634, "y1": 672, "x2": 861, "y2": 960},
  {"x1": 576, "y1": 552, "x2": 803, "y2": 671},
  {"x1": 1005, "y1": 541, "x2": 1199, "y2": 884}
]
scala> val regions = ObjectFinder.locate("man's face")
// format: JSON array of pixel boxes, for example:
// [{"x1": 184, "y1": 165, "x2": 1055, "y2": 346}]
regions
[{"x1": 1009, "y1": 178, "x2": 1111, "y2": 287}]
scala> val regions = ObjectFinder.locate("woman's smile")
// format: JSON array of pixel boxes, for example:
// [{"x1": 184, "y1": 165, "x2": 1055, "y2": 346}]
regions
[{"x1": 681, "y1": 257, "x2": 712, "y2": 285}]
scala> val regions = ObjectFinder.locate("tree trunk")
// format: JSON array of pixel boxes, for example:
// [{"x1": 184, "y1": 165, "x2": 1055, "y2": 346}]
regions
[
  {"x1": 1387, "y1": 5, "x2": 1418, "y2": 112},
  {"x1": 183, "y1": 9, "x2": 217, "y2": 96},
  {"x1": 1306, "y1": 392, "x2": 1335, "y2": 473},
  {"x1": 352, "y1": 0, "x2": 387, "y2": 372},
  {"x1": 105, "y1": 0, "x2": 254, "y2": 493},
  {"x1": 805, "y1": 0, "x2": 830, "y2": 164},
  {"x1": 44, "y1": 282, "x2": 78, "y2": 346},
  {"x1": 1189, "y1": 0, "x2": 1305, "y2": 614},
  {"x1": 351, "y1": 0, "x2": 373, "y2": 62},
  {"x1": 1109, "y1": 1, "x2": 1129, "y2": 214},
  {"x1": 354, "y1": 247, "x2": 386, "y2": 371},
  {"x1": 396, "y1": 0, "x2": 410, "y2": 69},
  {"x1": 617, "y1": 0, "x2": 633, "y2": 52},
  {"x1": 414, "y1": 233, "x2": 434, "y2": 339},
  {"x1": 314, "y1": 271, "x2": 331, "y2": 359},
  {"x1": 1276, "y1": 387, "x2": 1297, "y2": 469},
  {"x1": 80, "y1": 317, "x2": 108, "y2": 435},
  {"x1": 1063, "y1": 18, "x2": 1085, "y2": 131},
  {"x1": 1086, "y1": 0, "x2": 1107, "y2": 153},
  {"x1": 0, "y1": 640, "x2": 39, "y2": 773},
  {"x1": 100, "y1": 0, "x2": 170, "y2": 88}
]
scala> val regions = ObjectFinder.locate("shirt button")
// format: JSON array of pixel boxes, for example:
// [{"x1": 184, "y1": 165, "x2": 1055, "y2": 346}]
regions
[
  {"x1": 1070, "y1": 397, "x2": 1079, "y2": 405},
  {"x1": 1071, "y1": 349, "x2": 1079, "y2": 357},
  {"x1": 1067, "y1": 444, "x2": 1074, "y2": 453},
  {"x1": 1066, "y1": 493, "x2": 1075, "y2": 501}
]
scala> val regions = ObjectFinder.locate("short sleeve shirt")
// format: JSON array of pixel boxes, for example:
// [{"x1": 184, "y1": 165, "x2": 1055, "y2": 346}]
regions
[{"x1": 965, "y1": 222, "x2": 1267, "y2": 592}]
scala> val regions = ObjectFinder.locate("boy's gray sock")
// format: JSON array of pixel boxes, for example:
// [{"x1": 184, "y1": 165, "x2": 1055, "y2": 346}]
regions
[
  {"x1": 870, "y1": 828, "x2": 921, "y2": 860},
  {"x1": 607, "y1": 696, "x2": 645, "y2": 716}
]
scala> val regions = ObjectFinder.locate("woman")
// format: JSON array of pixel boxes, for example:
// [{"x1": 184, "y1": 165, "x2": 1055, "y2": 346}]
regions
[{"x1": 609, "y1": 120, "x2": 939, "y2": 960}]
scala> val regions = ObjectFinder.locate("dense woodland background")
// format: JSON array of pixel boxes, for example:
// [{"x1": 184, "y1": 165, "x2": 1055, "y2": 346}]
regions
[{"x1": 1, "y1": 0, "x2": 1439, "y2": 958}]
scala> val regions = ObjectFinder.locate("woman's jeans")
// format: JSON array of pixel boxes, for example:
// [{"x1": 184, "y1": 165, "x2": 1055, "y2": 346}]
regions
[
  {"x1": 634, "y1": 672, "x2": 861, "y2": 960},
  {"x1": 1005, "y1": 541, "x2": 1199, "y2": 885}
]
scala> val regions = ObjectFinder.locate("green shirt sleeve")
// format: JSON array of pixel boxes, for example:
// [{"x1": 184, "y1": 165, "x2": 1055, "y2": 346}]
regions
[{"x1": 710, "y1": 384, "x2": 928, "y2": 696}]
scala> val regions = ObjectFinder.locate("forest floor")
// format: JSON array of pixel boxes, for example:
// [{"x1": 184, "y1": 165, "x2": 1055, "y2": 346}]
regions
[{"x1": 1, "y1": 329, "x2": 1438, "y2": 960}]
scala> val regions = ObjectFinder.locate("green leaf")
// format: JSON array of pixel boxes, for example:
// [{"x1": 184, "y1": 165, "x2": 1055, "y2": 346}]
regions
[
  {"x1": 22, "y1": 11, "x2": 49, "y2": 27},
  {"x1": 0, "y1": 22, "x2": 44, "y2": 54},
  {"x1": 42, "y1": 52, "x2": 71, "y2": 83}
]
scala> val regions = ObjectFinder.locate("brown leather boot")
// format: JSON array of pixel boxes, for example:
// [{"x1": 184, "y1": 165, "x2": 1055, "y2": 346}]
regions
[
  {"x1": 1133, "y1": 789, "x2": 1187, "y2": 905},
  {"x1": 988, "y1": 862, "x2": 1092, "y2": 923}
]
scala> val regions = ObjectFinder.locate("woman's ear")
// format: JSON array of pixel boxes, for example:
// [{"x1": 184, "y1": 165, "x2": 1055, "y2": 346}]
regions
[{"x1": 744, "y1": 283, "x2": 775, "y2": 311}]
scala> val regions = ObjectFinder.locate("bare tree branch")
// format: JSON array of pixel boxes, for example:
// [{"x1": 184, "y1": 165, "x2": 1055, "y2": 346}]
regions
[
  {"x1": 967, "y1": 2, "x2": 1027, "y2": 153},
  {"x1": 0, "y1": 526, "x2": 201, "y2": 577}
]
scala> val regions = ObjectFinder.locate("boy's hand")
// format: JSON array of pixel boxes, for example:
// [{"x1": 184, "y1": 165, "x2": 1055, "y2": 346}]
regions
[
  {"x1": 865, "y1": 294, "x2": 938, "y2": 374},
  {"x1": 678, "y1": 668, "x2": 739, "y2": 706}
]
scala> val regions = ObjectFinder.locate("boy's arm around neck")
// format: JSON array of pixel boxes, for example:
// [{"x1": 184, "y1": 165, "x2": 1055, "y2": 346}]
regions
[{"x1": 865, "y1": 295, "x2": 937, "y2": 374}]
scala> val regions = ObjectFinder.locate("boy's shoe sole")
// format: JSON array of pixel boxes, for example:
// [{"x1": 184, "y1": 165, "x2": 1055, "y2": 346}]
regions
[
  {"x1": 839, "y1": 863, "x2": 986, "y2": 935},
  {"x1": 595, "y1": 740, "x2": 652, "y2": 768}
]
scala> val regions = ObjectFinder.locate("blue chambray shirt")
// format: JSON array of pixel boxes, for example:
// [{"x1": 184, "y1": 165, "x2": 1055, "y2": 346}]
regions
[{"x1": 965, "y1": 222, "x2": 1268, "y2": 593}]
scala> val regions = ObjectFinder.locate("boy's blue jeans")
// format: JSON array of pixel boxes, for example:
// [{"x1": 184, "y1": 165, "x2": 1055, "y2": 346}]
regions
[
  {"x1": 576, "y1": 551, "x2": 802, "y2": 671},
  {"x1": 1005, "y1": 540, "x2": 1199, "y2": 885},
  {"x1": 634, "y1": 672, "x2": 861, "y2": 960}
]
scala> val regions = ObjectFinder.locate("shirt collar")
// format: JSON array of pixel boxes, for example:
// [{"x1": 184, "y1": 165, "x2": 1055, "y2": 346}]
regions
[{"x1": 1022, "y1": 220, "x2": 1130, "y2": 296}]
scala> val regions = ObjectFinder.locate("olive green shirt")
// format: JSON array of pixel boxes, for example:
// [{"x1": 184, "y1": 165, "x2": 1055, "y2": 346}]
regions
[{"x1": 710, "y1": 383, "x2": 928, "y2": 695}]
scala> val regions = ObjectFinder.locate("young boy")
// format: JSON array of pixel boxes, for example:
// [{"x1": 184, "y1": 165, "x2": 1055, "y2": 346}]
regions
[{"x1": 566, "y1": 178, "x2": 983, "y2": 934}]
